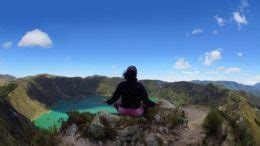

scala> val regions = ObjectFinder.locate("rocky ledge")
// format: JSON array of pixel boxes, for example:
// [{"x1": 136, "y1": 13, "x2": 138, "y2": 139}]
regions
[{"x1": 59, "y1": 100, "x2": 187, "y2": 146}]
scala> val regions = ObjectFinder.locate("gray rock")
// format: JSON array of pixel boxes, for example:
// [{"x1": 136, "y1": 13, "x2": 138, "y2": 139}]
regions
[
  {"x1": 159, "y1": 99, "x2": 176, "y2": 109},
  {"x1": 98, "y1": 111, "x2": 120, "y2": 128},
  {"x1": 136, "y1": 141, "x2": 145, "y2": 146},
  {"x1": 98, "y1": 140, "x2": 103, "y2": 146},
  {"x1": 159, "y1": 127, "x2": 169, "y2": 134},
  {"x1": 88, "y1": 116, "x2": 105, "y2": 139},
  {"x1": 154, "y1": 114, "x2": 161, "y2": 123},
  {"x1": 65, "y1": 123, "x2": 78, "y2": 136},
  {"x1": 119, "y1": 125, "x2": 140, "y2": 142},
  {"x1": 145, "y1": 133, "x2": 160, "y2": 146}
]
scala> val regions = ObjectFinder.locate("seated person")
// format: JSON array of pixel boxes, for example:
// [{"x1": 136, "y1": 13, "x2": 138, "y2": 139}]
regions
[{"x1": 104, "y1": 66, "x2": 155, "y2": 117}]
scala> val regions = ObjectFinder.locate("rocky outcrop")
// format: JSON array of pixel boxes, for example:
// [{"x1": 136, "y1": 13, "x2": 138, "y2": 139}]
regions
[{"x1": 60, "y1": 101, "x2": 187, "y2": 146}]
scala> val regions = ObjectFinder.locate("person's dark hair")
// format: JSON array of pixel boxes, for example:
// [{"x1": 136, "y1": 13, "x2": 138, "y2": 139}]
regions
[{"x1": 123, "y1": 66, "x2": 137, "y2": 81}]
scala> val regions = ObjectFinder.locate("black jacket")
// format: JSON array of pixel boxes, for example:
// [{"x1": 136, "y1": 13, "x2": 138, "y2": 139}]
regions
[{"x1": 106, "y1": 80, "x2": 155, "y2": 108}]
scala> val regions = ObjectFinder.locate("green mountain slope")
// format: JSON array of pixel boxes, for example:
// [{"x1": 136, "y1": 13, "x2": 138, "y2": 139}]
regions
[
  {"x1": 5, "y1": 74, "x2": 230, "y2": 119},
  {"x1": 0, "y1": 74, "x2": 16, "y2": 85},
  {"x1": 5, "y1": 74, "x2": 121, "y2": 119},
  {"x1": 219, "y1": 91, "x2": 260, "y2": 145},
  {"x1": 192, "y1": 80, "x2": 260, "y2": 97},
  {"x1": 0, "y1": 96, "x2": 35, "y2": 145}
]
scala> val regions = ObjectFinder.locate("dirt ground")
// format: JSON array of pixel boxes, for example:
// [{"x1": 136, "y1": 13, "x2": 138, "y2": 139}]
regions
[{"x1": 174, "y1": 105, "x2": 210, "y2": 146}]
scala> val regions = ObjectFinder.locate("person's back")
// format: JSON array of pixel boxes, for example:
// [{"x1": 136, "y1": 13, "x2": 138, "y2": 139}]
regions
[{"x1": 105, "y1": 66, "x2": 155, "y2": 116}]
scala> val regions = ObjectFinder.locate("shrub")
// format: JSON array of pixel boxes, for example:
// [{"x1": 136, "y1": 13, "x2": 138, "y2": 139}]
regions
[
  {"x1": 64, "y1": 112, "x2": 93, "y2": 127},
  {"x1": 203, "y1": 109, "x2": 223, "y2": 137},
  {"x1": 0, "y1": 82, "x2": 17, "y2": 97},
  {"x1": 30, "y1": 131, "x2": 60, "y2": 146},
  {"x1": 229, "y1": 120, "x2": 254, "y2": 146}
]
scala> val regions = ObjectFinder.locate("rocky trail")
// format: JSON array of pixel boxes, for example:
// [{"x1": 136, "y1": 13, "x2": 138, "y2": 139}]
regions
[{"x1": 174, "y1": 105, "x2": 210, "y2": 146}]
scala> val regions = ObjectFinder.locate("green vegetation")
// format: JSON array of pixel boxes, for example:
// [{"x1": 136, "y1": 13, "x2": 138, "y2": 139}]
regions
[
  {"x1": 0, "y1": 118, "x2": 18, "y2": 146},
  {"x1": 0, "y1": 74, "x2": 15, "y2": 86},
  {"x1": 7, "y1": 80, "x2": 49, "y2": 119},
  {"x1": 0, "y1": 82, "x2": 17, "y2": 97},
  {"x1": 143, "y1": 81, "x2": 228, "y2": 106},
  {"x1": 0, "y1": 88, "x2": 59, "y2": 146},
  {"x1": 96, "y1": 77, "x2": 121, "y2": 96},
  {"x1": 28, "y1": 130, "x2": 60, "y2": 146},
  {"x1": 203, "y1": 109, "x2": 224, "y2": 137},
  {"x1": 219, "y1": 91, "x2": 260, "y2": 146}
]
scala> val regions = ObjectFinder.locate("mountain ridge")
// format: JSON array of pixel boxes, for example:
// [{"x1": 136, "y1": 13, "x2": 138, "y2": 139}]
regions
[
  {"x1": 0, "y1": 74, "x2": 16, "y2": 85},
  {"x1": 192, "y1": 80, "x2": 260, "y2": 97},
  {"x1": 255, "y1": 83, "x2": 260, "y2": 89}
]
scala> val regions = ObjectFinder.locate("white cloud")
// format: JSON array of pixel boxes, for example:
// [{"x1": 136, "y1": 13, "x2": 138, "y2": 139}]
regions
[
  {"x1": 18, "y1": 29, "x2": 52, "y2": 48},
  {"x1": 191, "y1": 29, "x2": 203, "y2": 35},
  {"x1": 2, "y1": 41, "x2": 12, "y2": 49},
  {"x1": 214, "y1": 16, "x2": 225, "y2": 26},
  {"x1": 232, "y1": 0, "x2": 249, "y2": 29},
  {"x1": 233, "y1": 12, "x2": 248, "y2": 28},
  {"x1": 240, "y1": 75, "x2": 260, "y2": 85},
  {"x1": 203, "y1": 49, "x2": 222, "y2": 66},
  {"x1": 237, "y1": 52, "x2": 243, "y2": 57},
  {"x1": 175, "y1": 58, "x2": 191, "y2": 69},
  {"x1": 182, "y1": 70, "x2": 200, "y2": 75},
  {"x1": 218, "y1": 66, "x2": 241, "y2": 74}
]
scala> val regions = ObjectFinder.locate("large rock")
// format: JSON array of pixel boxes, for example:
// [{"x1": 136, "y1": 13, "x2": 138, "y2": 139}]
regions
[
  {"x1": 119, "y1": 125, "x2": 140, "y2": 143},
  {"x1": 97, "y1": 111, "x2": 120, "y2": 128},
  {"x1": 88, "y1": 115, "x2": 105, "y2": 139},
  {"x1": 145, "y1": 133, "x2": 161, "y2": 146},
  {"x1": 65, "y1": 123, "x2": 78, "y2": 136},
  {"x1": 159, "y1": 99, "x2": 176, "y2": 109}
]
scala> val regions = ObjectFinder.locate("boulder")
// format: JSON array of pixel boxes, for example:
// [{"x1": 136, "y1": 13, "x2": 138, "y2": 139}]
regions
[
  {"x1": 65, "y1": 123, "x2": 78, "y2": 136},
  {"x1": 159, "y1": 127, "x2": 169, "y2": 134},
  {"x1": 154, "y1": 114, "x2": 161, "y2": 123},
  {"x1": 145, "y1": 133, "x2": 161, "y2": 146},
  {"x1": 159, "y1": 99, "x2": 176, "y2": 109},
  {"x1": 98, "y1": 111, "x2": 120, "y2": 128},
  {"x1": 88, "y1": 115, "x2": 105, "y2": 139},
  {"x1": 119, "y1": 125, "x2": 140, "y2": 143}
]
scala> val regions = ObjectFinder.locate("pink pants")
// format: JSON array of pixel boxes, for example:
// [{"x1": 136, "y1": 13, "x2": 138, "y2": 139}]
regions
[{"x1": 115, "y1": 104, "x2": 144, "y2": 117}]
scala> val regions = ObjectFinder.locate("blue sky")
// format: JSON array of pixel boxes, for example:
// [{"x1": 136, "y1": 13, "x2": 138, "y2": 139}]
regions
[{"x1": 0, "y1": 0, "x2": 260, "y2": 84}]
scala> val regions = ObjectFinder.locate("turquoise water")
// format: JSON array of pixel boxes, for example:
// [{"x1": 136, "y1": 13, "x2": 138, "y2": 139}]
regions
[{"x1": 33, "y1": 96, "x2": 158, "y2": 130}]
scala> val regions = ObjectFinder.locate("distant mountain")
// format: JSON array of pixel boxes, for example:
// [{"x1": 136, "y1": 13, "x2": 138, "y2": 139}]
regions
[
  {"x1": 0, "y1": 74, "x2": 16, "y2": 85},
  {"x1": 255, "y1": 83, "x2": 260, "y2": 90},
  {"x1": 192, "y1": 80, "x2": 260, "y2": 97}
]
